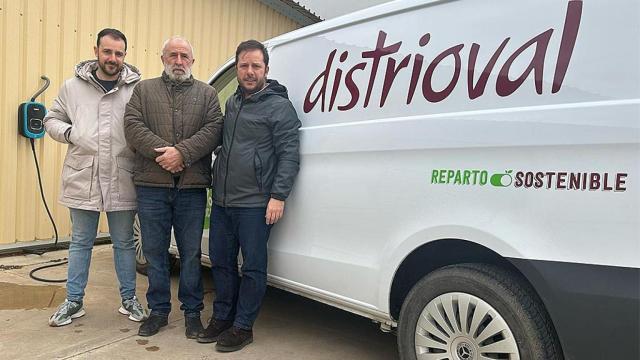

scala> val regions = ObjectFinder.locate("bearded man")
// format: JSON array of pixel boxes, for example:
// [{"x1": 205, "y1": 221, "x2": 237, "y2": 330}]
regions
[
  {"x1": 198, "y1": 39, "x2": 301, "y2": 353},
  {"x1": 124, "y1": 36, "x2": 223, "y2": 338},
  {"x1": 44, "y1": 28, "x2": 146, "y2": 328}
]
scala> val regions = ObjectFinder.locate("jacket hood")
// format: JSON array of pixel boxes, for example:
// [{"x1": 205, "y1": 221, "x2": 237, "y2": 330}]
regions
[
  {"x1": 75, "y1": 60, "x2": 141, "y2": 85},
  {"x1": 215, "y1": 78, "x2": 300, "y2": 207},
  {"x1": 235, "y1": 79, "x2": 289, "y2": 102}
]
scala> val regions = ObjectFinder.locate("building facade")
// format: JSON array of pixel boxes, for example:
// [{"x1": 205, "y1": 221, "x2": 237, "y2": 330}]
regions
[{"x1": 0, "y1": 0, "x2": 318, "y2": 244}]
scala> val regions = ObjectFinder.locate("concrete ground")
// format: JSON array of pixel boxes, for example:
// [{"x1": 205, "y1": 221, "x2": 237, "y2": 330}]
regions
[{"x1": 0, "y1": 245, "x2": 398, "y2": 360}]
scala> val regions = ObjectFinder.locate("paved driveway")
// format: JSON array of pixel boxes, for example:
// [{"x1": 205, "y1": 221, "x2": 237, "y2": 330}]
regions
[{"x1": 0, "y1": 245, "x2": 398, "y2": 359}]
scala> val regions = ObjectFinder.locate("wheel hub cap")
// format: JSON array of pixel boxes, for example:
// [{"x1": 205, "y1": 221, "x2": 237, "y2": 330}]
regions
[
  {"x1": 414, "y1": 292, "x2": 520, "y2": 360},
  {"x1": 454, "y1": 339, "x2": 475, "y2": 360}
]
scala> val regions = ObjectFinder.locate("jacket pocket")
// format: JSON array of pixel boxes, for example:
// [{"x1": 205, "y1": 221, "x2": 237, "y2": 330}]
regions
[
  {"x1": 254, "y1": 149, "x2": 263, "y2": 193},
  {"x1": 134, "y1": 154, "x2": 147, "y2": 176},
  {"x1": 62, "y1": 155, "x2": 94, "y2": 200},
  {"x1": 116, "y1": 157, "x2": 136, "y2": 202}
]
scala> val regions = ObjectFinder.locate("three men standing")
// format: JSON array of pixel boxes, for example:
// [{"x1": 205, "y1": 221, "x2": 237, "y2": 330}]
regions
[
  {"x1": 124, "y1": 36, "x2": 224, "y2": 338},
  {"x1": 197, "y1": 40, "x2": 301, "y2": 352},
  {"x1": 44, "y1": 28, "x2": 146, "y2": 326},
  {"x1": 45, "y1": 32, "x2": 300, "y2": 353}
]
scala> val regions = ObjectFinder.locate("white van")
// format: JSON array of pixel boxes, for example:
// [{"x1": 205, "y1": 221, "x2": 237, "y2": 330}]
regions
[{"x1": 136, "y1": 0, "x2": 639, "y2": 358}]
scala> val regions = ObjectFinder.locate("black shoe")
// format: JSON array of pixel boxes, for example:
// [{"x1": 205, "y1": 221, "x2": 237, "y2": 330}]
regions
[
  {"x1": 185, "y1": 316, "x2": 204, "y2": 339},
  {"x1": 197, "y1": 318, "x2": 233, "y2": 343},
  {"x1": 215, "y1": 326, "x2": 253, "y2": 352},
  {"x1": 138, "y1": 314, "x2": 168, "y2": 337}
]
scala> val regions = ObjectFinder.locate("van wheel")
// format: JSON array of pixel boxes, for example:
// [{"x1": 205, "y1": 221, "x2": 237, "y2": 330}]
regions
[
  {"x1": 134, "y1": 214, "x2": 179, "y2": 276},
  {"x1": 134, "y1": 214, "x2": 148, "y2": 275},
  {"x1": 398, "y1": 263, "x2": 562, "y2": 360}
]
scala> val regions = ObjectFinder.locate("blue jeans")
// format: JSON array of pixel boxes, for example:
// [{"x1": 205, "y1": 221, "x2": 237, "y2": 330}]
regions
[
  {"x1": 136, "y1": 186, "x2": 205, "y2": 318},
  {"x1": 209, "y1": 204, "x2": 272, "y2": 330},
  {"x1": 67, "y1": 208, "x2": 136, "y2": 303}
]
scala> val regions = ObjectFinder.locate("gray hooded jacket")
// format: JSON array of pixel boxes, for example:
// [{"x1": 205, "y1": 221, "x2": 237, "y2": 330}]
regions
[{"x1": 213, "y1": 79, "x2": 301, "y2": 207}]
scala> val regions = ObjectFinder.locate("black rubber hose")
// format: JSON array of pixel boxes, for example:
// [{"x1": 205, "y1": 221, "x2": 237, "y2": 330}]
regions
[
  {"x1": 28, "y1": 138, "x2": 67, "y2": 283},
  {"x1": 30, "y1": 138, "x2": 59, "y2": 246},
  {"x1": 28, "y1": 259, "x2": 68, "y2": 283}
]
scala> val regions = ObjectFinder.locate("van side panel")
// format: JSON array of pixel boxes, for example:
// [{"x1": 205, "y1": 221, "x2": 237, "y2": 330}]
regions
[
  {"x1": 509, "y1": 259, "x2": 640, "y2": 360},
  {"x1": 262, "y1": 0, "x2": 639, "y2": 358}
]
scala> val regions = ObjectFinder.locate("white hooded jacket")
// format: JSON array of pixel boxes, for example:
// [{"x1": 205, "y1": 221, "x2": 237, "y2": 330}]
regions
[{"x1": 44, "y1": 60, "x2": 141, "y2": 211}]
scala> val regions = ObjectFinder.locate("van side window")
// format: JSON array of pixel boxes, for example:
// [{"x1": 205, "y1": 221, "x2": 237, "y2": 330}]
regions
[{"x1": 211, "y1": 64, "x2": 238, "y2": 113}]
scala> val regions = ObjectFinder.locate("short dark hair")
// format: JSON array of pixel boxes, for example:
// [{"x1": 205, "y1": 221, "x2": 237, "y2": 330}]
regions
[
  {"x1": 97, "y1": 28, "x2": 128, "y2": 51},
  {"x1": 235, "y1": 40, "x2": 269, "y2": 66}
]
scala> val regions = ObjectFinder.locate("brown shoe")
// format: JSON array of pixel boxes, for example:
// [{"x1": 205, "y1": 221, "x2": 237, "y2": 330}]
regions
[
  {"x1": 215, "y1": 326, "x2": 253, "y2": 352},
  {"x1": 197, "y1": 318, "x2": 232, "y2": 343}
]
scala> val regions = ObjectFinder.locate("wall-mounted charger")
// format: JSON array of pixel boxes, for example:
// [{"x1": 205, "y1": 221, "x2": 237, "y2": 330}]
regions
[
  {"x1": 18, "y1": 101, "x2": 46, "y2": 139},
  {"x1": 18, "y1": 75, "x2": 64, "y2": 283}
]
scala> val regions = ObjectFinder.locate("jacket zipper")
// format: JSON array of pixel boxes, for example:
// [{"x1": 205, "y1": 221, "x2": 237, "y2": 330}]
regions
[
  {"x1": 255, "y1": 149, "x2": 263, "y2": 193},
  {"x1": 222, "y1": 98, "x2": 244, "y2": 207},
  {"x1": 169, "y1": 83, "x2": 180, "y2": 189}
]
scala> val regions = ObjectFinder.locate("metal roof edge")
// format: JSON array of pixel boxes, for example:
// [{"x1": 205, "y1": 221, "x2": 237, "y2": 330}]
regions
[{"x1": 258, "y1": 0, "x2": 323, "y2": 26}]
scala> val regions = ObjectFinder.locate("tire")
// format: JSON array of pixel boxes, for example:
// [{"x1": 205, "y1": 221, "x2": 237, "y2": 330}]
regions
[
  {"x1": 398, "y1": 263, "x2": 562, "y2": 360},
  {"x1": 134, "y1": 214, "x2": 180, "y2": 276},
  {"x1": 134, "y1": 214, "x2": 148, "y2": 275}
]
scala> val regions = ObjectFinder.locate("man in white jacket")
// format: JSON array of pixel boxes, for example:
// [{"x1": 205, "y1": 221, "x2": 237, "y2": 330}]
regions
[{"x1": 43, "y1": 28, "x2": 146, "y2": 327}]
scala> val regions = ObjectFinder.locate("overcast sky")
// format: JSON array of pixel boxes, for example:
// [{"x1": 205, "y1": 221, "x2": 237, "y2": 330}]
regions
[{"x1": 296, "y1": 0, "x2": 392, "y2": 20}]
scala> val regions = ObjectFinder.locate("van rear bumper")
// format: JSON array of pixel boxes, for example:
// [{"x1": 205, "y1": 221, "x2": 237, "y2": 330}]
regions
[{"x1": 508, "y1": 258, "x2": 640, "y2": 360}]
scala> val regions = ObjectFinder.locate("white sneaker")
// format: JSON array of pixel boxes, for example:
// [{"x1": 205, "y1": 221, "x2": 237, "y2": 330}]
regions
[
  {"x1": 118, "y1": 296, "x2": 147, "y2": 322},
  {"x1": 49, "y1": 299, "x2": 85, "y2": 327}
]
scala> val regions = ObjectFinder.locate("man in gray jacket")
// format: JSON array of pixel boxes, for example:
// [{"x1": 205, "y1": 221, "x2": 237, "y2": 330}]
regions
[
  {"x1": 124, "y1": 36, "x2": 223, "y2": 338},
  {"x1": 197, "y1": 40, "x2": 301, "y2": 352},
  {"x1": 44, "y1": 28, "x2": 146, "y2": 327}
]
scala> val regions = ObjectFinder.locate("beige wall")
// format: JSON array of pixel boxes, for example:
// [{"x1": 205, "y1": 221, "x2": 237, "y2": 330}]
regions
[{"x1": 0, "y1": 0, "x2": 300, "y2": 244}]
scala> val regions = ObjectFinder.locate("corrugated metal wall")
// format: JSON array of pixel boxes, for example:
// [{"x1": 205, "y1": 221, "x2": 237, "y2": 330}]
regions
[{"x1": 0, "y1": 0, "x2": 300, "y2": 244}]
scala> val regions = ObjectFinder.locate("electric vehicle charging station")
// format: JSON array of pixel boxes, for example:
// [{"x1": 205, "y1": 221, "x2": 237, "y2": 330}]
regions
[
  {"x1": 17, "y1": 76, "x2": 48, "y2": 140},
  {"x1": 12, "y1": 76, "x2": 68, "y2": 283}
]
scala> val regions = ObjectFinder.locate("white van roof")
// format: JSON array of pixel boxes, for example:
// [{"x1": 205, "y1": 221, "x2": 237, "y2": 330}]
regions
[
  {"x1": 207, "y1": 0, "x2": 429, "y2": 83},
  {"x1": 268, "y1": 0, "x2": 433, "y2": 48}
]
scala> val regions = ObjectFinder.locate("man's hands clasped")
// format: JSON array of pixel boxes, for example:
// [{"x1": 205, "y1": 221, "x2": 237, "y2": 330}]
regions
[
  {"x1": 156, "y1": 146, "x2": 285, "y2": 224},
  {"x1": 155, "y1": 146, "x2": 184, "y2": 173}
]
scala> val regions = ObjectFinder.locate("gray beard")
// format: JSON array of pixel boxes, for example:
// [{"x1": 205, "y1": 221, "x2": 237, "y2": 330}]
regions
[
  {"x1": 164, "y1": 64, "x2": 191, "y2": 82},
  {"x1": 166, "y1": 72, "x2": 190, "y2": 82}
]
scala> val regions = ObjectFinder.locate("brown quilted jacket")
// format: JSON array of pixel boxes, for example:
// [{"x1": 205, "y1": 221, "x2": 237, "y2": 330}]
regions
[{"x1": 124, "y1": 72, "x2": 223, "y2": 188}]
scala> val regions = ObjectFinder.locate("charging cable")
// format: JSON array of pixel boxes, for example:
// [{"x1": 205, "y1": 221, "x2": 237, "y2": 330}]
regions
[{"x1": 27, "y1": 129, "x2": 67, "y2": 283}]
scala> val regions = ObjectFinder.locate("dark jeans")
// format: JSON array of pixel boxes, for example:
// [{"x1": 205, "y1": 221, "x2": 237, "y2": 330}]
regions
[
  {"x1": 136, "y1": 186, "x2": 206, "y2": 318},
  {"x1": 209, "y1": 204, "x2": 272, "y2": 330}
]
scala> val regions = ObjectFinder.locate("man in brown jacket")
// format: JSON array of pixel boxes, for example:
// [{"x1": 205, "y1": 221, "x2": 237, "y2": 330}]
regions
[{"x1": 124, "y1": 36, "x2": 223, "y2": 338}]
